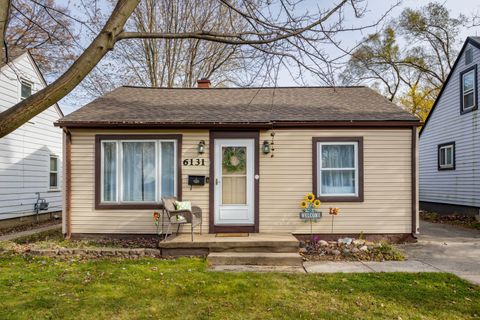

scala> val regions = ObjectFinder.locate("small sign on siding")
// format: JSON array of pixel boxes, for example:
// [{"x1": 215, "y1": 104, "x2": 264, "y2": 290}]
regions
[{"x1": 299, "y1": 211, "x2": 322, "y2": 219}]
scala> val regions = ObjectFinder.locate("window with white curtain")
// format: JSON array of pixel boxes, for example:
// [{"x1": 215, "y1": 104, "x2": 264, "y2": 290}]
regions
[
  {"x1": 317, "y1": 142, "x2": 358, "y2": 196},
  {"x1": 101, "y1": 139, "x2": 177, "y2": 203}
]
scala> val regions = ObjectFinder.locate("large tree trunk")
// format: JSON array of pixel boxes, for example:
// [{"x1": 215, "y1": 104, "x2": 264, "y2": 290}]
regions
[
  {"x1": 0, "y1": 0, "x2": 11, "y2": 64},
  {"x1": 0, "y1": 0, "x2": 140, "y2": 137}
]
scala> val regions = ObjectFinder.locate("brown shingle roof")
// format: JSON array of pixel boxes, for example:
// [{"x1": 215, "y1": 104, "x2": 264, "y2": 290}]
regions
[{"x1": 56, "y1": 86, "x2": 419, "y2": 128}]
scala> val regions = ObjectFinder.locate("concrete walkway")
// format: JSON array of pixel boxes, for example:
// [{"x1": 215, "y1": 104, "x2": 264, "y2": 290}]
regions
[
  {"x1": 0, "y1": 223, "x2": 61, "y2": 242},
  {"x1": 304, "y1": 221, "x2": 480, "y2": 285},
  {"x1": 303, "y1": 260, "x2": 441, "y2": 273},
  {"x1": 211, "y1": 222, "x2": 480, "y2": 286},
  {"x1": 400, "y1": 221, "x2": 480, "y2": 285},
  {"x1": 211, "y1": 260, "x2": 442, "y2": 274}
]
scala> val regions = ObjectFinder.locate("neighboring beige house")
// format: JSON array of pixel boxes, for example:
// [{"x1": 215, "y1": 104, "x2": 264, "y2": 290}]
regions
[{"x1": 55, "y1": 82, "x2": 420, "y2": 239}]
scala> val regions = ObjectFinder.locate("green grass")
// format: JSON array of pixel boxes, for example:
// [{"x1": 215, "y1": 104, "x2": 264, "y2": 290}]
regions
[{"x1": 0, "y1": 255, "x2": 478, "y2": 319}]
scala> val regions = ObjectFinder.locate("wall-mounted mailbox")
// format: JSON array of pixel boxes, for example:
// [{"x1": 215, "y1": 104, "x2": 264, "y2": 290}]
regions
[{"x1": 188, "y1": 175, "x2": 206, "y2": 186}]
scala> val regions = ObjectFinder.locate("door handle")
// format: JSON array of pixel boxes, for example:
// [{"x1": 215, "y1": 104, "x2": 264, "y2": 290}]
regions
[{"x1": 215, "y1": 178, "x2": 220, "y2": 185}]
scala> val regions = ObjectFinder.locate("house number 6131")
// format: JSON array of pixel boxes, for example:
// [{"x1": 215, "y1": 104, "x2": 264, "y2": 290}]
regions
[{"x1": 183, "y1": 159, "x2": 205, "y2": 166}]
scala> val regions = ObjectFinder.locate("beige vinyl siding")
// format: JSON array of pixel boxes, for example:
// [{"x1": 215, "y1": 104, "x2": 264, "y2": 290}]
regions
[
  {"x1": 69, "y1": 128, "x2": 414, "y2": 235},
  {"x1": 259, "y1": 129, "x2": 413, "y2": 234},
  {"x1": 69, "y1": 129, "x2": 210, "y2": 234}
]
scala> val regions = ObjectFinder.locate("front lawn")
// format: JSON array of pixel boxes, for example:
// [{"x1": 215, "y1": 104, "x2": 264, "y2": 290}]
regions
[{"x1": 0, "y1": 255, "x2": 478, "y2": 319}]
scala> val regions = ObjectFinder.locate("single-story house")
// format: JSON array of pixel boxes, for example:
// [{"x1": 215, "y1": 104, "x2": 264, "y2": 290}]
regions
[{"x1": 55, "y1": 82, "x2": 421, "y2": 239}]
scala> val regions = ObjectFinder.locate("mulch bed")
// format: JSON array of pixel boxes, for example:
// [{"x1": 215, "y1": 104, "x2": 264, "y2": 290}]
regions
[
  {"x1": 10, "y1": 228, "x2": 160, "y2": 249},
  {"x1": 421, "y1": 211, "x2": 480, "y2": 230},
  {"x1": 0, "y1": 219, "x2": 60, "y2": 237},
  {"x1": 85, "y1": 237, "x2": 159, "y2": 249},
  {"x1": 300, "y1": 237, "x2": 405, "y2": 262},
  {"x1": 1, "y1": 230, "x2": 162, "y2": 259}
]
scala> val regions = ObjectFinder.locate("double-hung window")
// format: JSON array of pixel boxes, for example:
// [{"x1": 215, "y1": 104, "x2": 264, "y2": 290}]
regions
[
  {"x1": 460, "y1": 66, "x2": 477, "y2": 113},
  {"x1": 313, "y1": 137, "x2": 363, "y2": 201},
  {"x1": 98, "y1": 136, "x2": 179, "y2": 207},
  {"x1": 438, "y1": 142, "x2": 455, "y2": 170},
  {"x1": 49, "y1": 156, "x2": 58, "y2": 189},
  {"x1": 465, "y1": 48, "x2": 473, "y2": 65},
  {"x1": 20, "y1": 80, "x2": 32, "y2": 100}
]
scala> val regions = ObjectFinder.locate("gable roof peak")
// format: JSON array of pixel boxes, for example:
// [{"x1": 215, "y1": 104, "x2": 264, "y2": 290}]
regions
[{"x1": 421, "y1": 36, "x2": 480, "y2": 135}]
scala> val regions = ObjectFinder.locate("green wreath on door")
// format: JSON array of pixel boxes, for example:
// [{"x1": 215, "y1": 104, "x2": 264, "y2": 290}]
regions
[{"x1": 222, "y1": 147, "x2": 246, "y2": 173}]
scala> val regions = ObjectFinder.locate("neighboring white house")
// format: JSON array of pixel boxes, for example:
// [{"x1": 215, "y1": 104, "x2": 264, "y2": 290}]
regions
[
  {"x1": 0, "y1": 50, "x2": 63, "y2": 221},
  {"x1": 419, "y1": 37, "x2": 480, "y2": 216}
]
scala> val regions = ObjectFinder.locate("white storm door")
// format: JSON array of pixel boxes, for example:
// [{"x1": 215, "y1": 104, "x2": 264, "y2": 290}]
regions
[{"x1": 214, "y1": 139, "x2": 254, "y2": 225}]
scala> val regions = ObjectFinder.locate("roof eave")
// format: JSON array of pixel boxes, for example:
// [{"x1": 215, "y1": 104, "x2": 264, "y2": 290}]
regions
[{"x1": 55, "y1": 119, "x2": 421, "y2": 129}]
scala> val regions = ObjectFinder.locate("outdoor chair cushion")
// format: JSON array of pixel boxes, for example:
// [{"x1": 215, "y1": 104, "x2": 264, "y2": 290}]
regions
[
  {"x1": 175, "y1": 201, "x2": 191, "y2": 211},
  {"x1": 170, "y1": 215, "x2": 187, "y2": 223}
]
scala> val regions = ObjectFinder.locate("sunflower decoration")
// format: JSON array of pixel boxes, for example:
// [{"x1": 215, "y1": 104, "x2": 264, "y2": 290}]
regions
[
  {"x1": 305, "y1": 193, "x2": 315, "y2": 203},
  {"x1": 300, "y1": 193, "x2": 322, "y2": 238},
  {"x1": 300, "y1": 200, "x2": 308, "y2": 209},
  {"x1": 300, "y1": 193, "x2": 321, "y2": 213}
]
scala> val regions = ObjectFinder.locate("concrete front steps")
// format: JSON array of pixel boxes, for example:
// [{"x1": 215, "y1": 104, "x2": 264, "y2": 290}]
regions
[
  {"x1": 159, "y1": 233, "x2": 303, "y2": 266},
  {"x1": 207, "y1": 252, "x2": 303, "y2": 267}
]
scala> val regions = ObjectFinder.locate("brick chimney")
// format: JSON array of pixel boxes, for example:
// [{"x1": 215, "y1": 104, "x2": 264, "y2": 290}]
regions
[{"x1": 197, "y1": 78, "x2": 211, "y2": 88}]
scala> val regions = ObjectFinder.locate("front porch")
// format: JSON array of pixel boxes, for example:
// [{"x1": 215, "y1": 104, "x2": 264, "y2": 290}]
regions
[{"x1": 158, "y1": 233, "x2": 302, "y2": 266}]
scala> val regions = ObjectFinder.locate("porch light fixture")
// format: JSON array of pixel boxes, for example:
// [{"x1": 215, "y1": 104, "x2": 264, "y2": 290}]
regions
[
  {"x1": 262, "y1": 140, "x2": 271, "y2": 154},
  {"x1": 197, "y1": 140, "x2": 205, "y2": 154}
]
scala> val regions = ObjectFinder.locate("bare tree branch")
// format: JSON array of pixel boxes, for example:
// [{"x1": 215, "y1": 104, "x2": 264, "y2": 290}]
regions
[
  {"x1": 0, "y1": 0, "x2": 395, "y2": 137},
  {"x1": 0, "y1": 0, "x2": 141, "y2": 137}
]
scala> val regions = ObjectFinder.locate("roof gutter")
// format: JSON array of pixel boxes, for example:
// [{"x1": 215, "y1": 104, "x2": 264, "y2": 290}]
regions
[{"x1": 54, "y1": 120, "x2": 422, "y2": 129}]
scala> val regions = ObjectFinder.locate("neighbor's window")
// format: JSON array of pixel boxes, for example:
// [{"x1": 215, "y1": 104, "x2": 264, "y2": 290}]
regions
[
  {"x1": 461, "y1": 66, "x2": 477, "y2": 112},
  {"x1": 465, "y1": 48, "x2": 473, "y2": 65},
  {"x1": 101, "y1": 139, "x2": 177, "y2": 203},
  {"x1": 20, "y1": 80, "x2": 32, "y2": 100},
  {"x1": 438, "y1": 142, "x2": 455, "y2": 170},
  {"x1": 317, "y1": 141, "x2": 358, "y2": 197},
  {"x1": 49, "y1": 156, "x2": 58, "y2": 188}
]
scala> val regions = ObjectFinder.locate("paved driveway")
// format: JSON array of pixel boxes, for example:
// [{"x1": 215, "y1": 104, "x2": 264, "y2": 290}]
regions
[{"x1": 401, "y1": 221, "x2": 480, "y2": 285}]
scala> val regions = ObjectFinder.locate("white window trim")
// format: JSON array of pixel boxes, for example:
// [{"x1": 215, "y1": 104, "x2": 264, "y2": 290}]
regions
[
  {"x1": 462, "y1": 69, "x2": 476, "y2": 111},
  {"x1": 49, "y1": 155, "x2": 59, "y2": 189},
  {"x1": 19, "y1": 78, "x2": 33, "y2": 101},
  {"x1": 100, "y1": 139, "x2": 177, "y2": 204},
  {"x1": 317, "y1": 141, "x2": 359, "y2": 197},
  {"x1": 439, "y1": 144, "x2": 454, "y2": 169}
]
